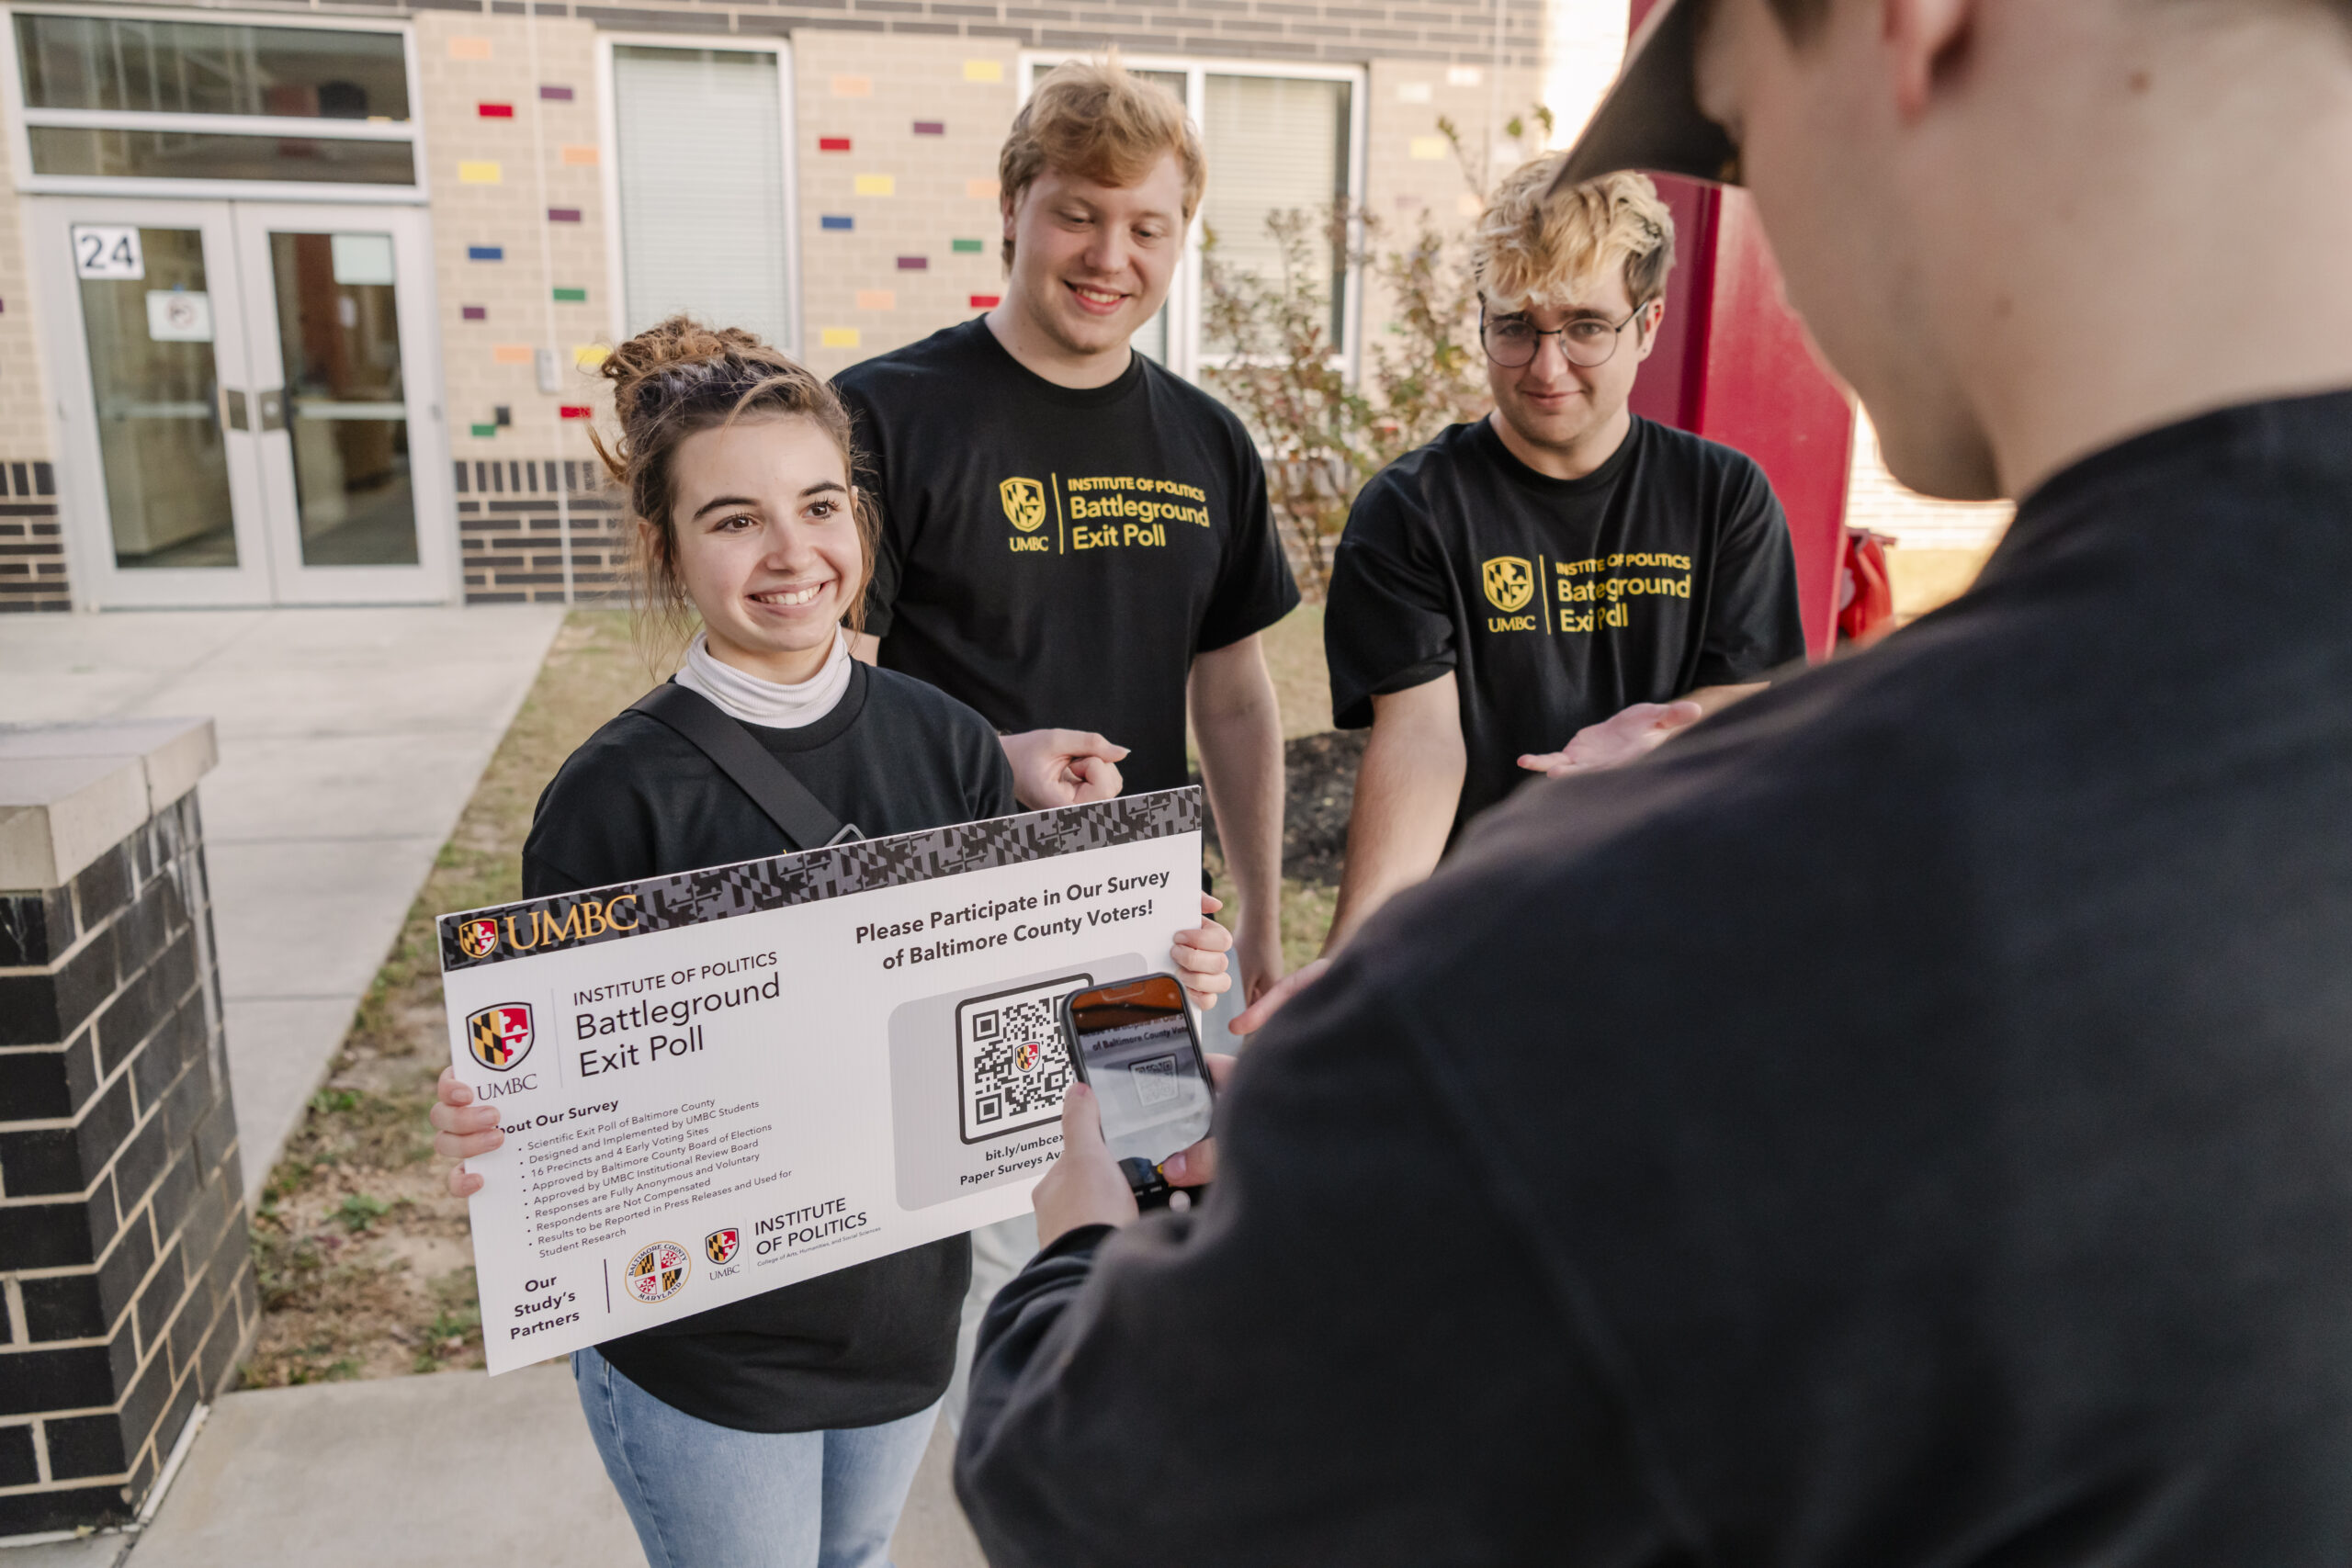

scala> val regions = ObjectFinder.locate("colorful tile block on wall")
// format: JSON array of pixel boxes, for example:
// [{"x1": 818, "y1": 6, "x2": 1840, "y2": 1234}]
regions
[
  {"x1": 951, "y1": 239, "x2": 984, "y2": 254},
  {"x1": 461, "y1": 305, "x2": 488, "y2": 321},
  {"x1": 480, "y1": 102, "x2": 514, "y2": 118},
  {"x1": 820, "y1": 215, "x2": 854, "y2": 231},
  {"x1": 913, "y1": 121, "x2": 944, "y2": 136},
  {"x1": 468, "y1": 245, "x2": 504, "y2": 262},
  {"x1": 855, "y1": 175, "x2": 894, "y2": 197},
  {"x1": 459, "y1": 161, "x2": 503, "y2": 183},
  {"x1": 548, "y1": 208, "x2": 582, "y2": 223},
  {"x1": 820, "y1": 137, "x2": 851, "y2": 152},
  {"x1": 820, "y1": 328, "x2": 861, "y2": 348},
  {"x1": 896, "y1": 256, "x2": 928, "y2": 270},
  {"x1": 541, "y1": 85, "x2": 574, "y2": 101},
  {"x1": 553, "y1": 288, "x2": 587, "y2": 303},
  {"x1": 449, "y1": 36, "x2": 492, "y2": 60}
]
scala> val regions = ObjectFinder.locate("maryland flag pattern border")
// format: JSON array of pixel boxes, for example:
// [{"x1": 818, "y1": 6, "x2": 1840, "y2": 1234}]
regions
[{"x1": 435, "y1": 787, "x2": 1202, "y2": 975}]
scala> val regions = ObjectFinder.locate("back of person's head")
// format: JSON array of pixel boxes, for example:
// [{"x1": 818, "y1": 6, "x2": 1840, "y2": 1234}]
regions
[
  {"x1": 1472, "y1": 160, "x2": 1675, "y2": 314},
  {"x1": 590, "y1": 316, "x2": 877, "y2": 665},
  {"x1": 997, "y1": 56, "x2": 1205, "y2": 265}
]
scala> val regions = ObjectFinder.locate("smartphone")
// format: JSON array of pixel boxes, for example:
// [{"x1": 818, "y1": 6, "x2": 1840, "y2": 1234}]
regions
[{"x1": 1057, "y1": 973, "x2": 1216, "y2": 1178}]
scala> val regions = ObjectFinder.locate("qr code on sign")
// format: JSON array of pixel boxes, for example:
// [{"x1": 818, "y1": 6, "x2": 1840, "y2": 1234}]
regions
[{"x1": 956, "y1": 975, "x2": 1089, "y2": 1145}]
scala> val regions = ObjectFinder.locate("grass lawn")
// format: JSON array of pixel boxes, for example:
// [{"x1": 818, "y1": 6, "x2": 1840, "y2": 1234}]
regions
[{"x1": 245, "y1": 606, "x2": 1342, "y2": 1383}]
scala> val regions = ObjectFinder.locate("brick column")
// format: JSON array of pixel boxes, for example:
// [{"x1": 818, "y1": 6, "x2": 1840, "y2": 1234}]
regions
[{"x1": 0, "y1": 720, "x2": 254, "y2": 1537}]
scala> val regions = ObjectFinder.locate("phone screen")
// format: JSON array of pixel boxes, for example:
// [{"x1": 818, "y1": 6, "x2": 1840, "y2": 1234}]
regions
[{"x1": 1062, "y1": 974, "x2": 1214, "y2": 1168}]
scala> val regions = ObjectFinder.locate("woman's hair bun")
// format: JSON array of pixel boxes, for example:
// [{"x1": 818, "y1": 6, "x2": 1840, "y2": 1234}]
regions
[{"x1": 599, "y1": 315, "x2": 775, "y2": 426}]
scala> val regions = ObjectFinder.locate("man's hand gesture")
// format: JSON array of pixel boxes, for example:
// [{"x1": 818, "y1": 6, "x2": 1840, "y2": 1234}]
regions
[
  {"x1": 1517, "y1": 699, "x2": 1703, "y2": 779},
  {"x1": 1000, "y1": 729, "x2": 1127, "y2": 809}
]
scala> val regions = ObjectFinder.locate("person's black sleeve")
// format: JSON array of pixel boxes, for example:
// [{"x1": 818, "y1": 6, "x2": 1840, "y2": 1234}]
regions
[
  {"x1": 833, "y1": 374, "x2": 907, "y2": 639},
  {"x1": 518, "y1": 729, "x2": 663, "y2": 899},
  {"x1": 1194, "y1": 423, "x2": 1302, "y2": 654},
  {"x1": 1323, "y1": 479, "x2": 1456, "y2": 730},
  {"x1": 953, "y1": 956, "x2": 1666, "y2": 1567},
  {"x1": 1692, "y1": 457, "x2": 1807, "y2": 686},
  {"x1": 960, "y1": 703, "x2": 1020, "y2": 819}
]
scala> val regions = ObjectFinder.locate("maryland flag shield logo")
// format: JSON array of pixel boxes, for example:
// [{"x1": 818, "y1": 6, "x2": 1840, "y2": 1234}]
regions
[
  {"x1": 627, "y1": 1240, "x2": 691, "y2": 1303},
  {"x1": 999, "y1": 476, "x2": 1047, "y2": 533},
  {"x1": 456, "y1": 919, "x2": 498, "y2": 960},
  {"x1": 706, "y1": 1228, "x2": 741, "y2": 1265},
  {"x1": 466, "y1": 1004, "x2": 535, "y2": 1073},
  {"x1": 1483, "y1": 556, "x2": 1535, "y2": 613},
  {"x1": 1014, "y1": 1038, "x2": 1044, "y2": 1073}
]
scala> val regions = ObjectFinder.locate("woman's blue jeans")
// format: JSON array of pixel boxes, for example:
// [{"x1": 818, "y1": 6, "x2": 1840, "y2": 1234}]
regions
[{"x1": 572, "y1": 1344, "x2": 940, "y2": 1568}]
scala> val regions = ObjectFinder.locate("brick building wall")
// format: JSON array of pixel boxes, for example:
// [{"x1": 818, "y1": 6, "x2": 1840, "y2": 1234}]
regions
[
  {"x1": 0, "y1": 83, "x2": 69, "y2": 615},
  {"x1": 3, "y1": 0, "x2": 1585, "y2": 610},
  {"x1": 0, "y1": 787, "x2": 255, "y2": 1536},
  {"x1": 795, "y1": 33, "x2": 1020, "y2": 378}
]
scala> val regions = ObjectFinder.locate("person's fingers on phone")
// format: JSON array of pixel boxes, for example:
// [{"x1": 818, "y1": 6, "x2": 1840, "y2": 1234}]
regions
[
  {"x1": 1159, "y1": 1135, "x2": 1216, "y2": 1189},
  {"x1": 1035, "y1": 1082, "x2": 1137, "y2": 1246},
  {"x1": 1228, "y1": 957, "x2": 1330, "y2": 1037},
  {"x1": 448, "y1": 1161, "x2": 485, "y2": 1201}
]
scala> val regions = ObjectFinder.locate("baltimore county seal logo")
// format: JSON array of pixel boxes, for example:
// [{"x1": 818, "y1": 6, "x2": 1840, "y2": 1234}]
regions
[
  {"x1": 705, "y1": 1227, "x2": 740, "y2": 1266},
  {"x1": 456, "y1": 918, "x2": 498, "y2": 960},
  {"x1": 466, "y1": 1004, "x2": 534, "y2": 1072},
  {"x1": 1482, "y1": 556, "x2": 1535, "y2": 613},
  {"x1": 627, "y1": 1240, "x2": 691, "y2": 1303},
  {"x1": 999, "y1": 476, "x2": 1047, "y2": 533}
]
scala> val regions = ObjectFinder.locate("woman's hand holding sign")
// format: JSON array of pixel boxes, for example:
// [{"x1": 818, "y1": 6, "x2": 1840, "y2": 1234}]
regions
[{"x1": 431, "y1": 1069, "x2": 501, "y2": 1199}]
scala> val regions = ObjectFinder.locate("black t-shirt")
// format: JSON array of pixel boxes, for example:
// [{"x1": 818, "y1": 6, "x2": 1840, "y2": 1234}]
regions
[
  {"x1": 954, "y1": 392, "x2": 2352, "y2": 1563},
  {"x1": 522, "y1": 661, "x2": 1017, "y2": 1433},
  {"x1": 834, "y1": 318, "x2": 1301, "y2": 795},
  {"x1": 1325, "y1": 415, "x2": 1805, "y2": 841}
]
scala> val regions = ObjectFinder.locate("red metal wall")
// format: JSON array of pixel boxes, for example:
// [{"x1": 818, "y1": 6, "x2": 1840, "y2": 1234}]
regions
[{"x1": 1617, "y1": 0, "x2": 1854, "y2": 660}]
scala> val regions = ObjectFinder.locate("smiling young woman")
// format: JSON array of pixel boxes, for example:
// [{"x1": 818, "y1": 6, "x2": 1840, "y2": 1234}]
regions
[{"x1": 425, "y1": 317, "x2": 1232, "y2": 1568}]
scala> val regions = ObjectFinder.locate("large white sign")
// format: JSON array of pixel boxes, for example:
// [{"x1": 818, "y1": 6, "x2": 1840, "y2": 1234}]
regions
[{"x1": 438, "y1": 790, "x2": 1201, "y2": 1374}]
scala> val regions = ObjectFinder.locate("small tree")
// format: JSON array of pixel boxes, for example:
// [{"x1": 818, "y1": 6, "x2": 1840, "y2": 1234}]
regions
[{"x1": 1201, "y1": 109, "x2": 1552, "y2": 594}]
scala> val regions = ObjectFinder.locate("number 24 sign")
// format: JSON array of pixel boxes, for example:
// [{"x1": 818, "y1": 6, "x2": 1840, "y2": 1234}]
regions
[{"x1": 71, "y1": 226, "x2": 144, "y2": 281}]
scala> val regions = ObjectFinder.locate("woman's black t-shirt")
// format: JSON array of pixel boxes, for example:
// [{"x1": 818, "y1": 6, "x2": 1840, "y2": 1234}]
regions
[{"x1": 520, "y1": 660, "x2": 1018, "y2": 1433}]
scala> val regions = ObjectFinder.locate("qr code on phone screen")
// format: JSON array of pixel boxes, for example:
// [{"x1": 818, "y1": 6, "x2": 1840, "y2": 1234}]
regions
[{"x1": 956, "y1": 976, "x2": 1088, "y2": 1144}]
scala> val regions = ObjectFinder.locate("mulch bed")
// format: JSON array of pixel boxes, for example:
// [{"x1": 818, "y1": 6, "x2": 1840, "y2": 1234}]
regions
[{"x1": 1197, "y1": 728, "x2": 1366, "y2": 888}]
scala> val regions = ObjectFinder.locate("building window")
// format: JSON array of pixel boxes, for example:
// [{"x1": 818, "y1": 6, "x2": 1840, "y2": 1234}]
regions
[
  {"x1": 8, "y1": 13, "x2": 418, "y2": 192},
  {"x1": 1021, "y1": 56, "x2": 1365, "y2": 382},
  {"x1": 603, "y1": 41, "x2": 797, "y2": 355}
]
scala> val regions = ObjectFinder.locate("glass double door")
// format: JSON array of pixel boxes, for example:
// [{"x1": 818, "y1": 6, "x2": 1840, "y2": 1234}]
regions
[{"x1": 32, "y1": 198, "x2": 450, "y2": 605}]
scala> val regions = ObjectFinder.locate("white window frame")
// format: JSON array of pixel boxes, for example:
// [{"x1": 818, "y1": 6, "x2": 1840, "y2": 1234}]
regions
[
  {"x1": 1017, "y1": 51, "x2": 1368, "y2": 384},
  {"x1": 595, "y1": 32, "x2": 802, "y2": 356},
  {"x1": 0, "y1": 5, "x2": 427, "y2": 204}
]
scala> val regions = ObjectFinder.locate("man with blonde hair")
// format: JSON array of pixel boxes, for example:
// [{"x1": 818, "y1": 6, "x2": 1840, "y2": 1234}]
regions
[
  {"x1": 1317, "y1": 159, "x2": 1804, "y2": 950},
  {"x1": 836, "y1": 59, "x2": 1295, "y2": 999}
]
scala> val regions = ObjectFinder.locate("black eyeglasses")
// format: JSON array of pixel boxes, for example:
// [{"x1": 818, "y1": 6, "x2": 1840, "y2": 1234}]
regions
[{"x1": 1479, "y1": 302, "x2": 1649, "y2": 370}]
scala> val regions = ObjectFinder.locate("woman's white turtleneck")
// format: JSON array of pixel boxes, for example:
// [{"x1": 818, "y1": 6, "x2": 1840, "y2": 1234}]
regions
[{"x1": 673, "y1": 629, "x2": 854, "y2": 728}]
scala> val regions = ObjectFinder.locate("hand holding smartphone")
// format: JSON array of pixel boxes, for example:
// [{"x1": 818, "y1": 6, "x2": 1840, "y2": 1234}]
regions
[{"x1": 1057, "y1": 974, "x2": 1216, "y2": 1204}]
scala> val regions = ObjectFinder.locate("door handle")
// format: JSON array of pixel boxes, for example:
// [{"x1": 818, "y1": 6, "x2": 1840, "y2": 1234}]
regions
[
  {"x1": 222, "y1": 388, "x2": 251, "y2": 432},
  {"x1": 257, "y1": 389, "x2": 286, "y2": 432}
]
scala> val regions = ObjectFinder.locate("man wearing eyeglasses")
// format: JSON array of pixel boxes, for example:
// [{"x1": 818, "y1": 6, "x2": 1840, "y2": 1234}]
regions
[{"x1": 1317, "y1": 162, "x2": 1804, "y2": 952}]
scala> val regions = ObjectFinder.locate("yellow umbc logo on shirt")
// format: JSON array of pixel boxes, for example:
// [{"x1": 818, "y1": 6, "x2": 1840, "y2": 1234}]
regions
[
  {"x1": 1482, "y1": 556, "x2": 1534, "y2": 613},
  {"x1": 999, "y1": 477, "x2": 1047, "y2": 534}
]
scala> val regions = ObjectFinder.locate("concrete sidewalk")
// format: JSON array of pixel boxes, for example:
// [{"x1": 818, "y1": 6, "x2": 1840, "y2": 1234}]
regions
[
  {"x1": 3, "y1": 1366, "x2": 986, "y2": 1568},
  {"x1": 0, "y1": 606, "x2": 564, "y2": 1204}
]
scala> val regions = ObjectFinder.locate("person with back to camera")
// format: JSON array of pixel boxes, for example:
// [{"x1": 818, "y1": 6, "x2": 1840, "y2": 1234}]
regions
[
  {"x1": 423, "y1": 318, "x2": 1230, "y2": 1568},
  {"x1": 1317, "y1": 161, "x2": 1805, "y2": 955},
  {"x1": 949, "y1": 0, "x2": 2352, "y2": 1562}
]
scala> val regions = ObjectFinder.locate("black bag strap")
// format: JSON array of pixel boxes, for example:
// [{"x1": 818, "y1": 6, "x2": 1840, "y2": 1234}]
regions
[{"x1": 628, "y1": 682, "x2": 862, "y2": 852}]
